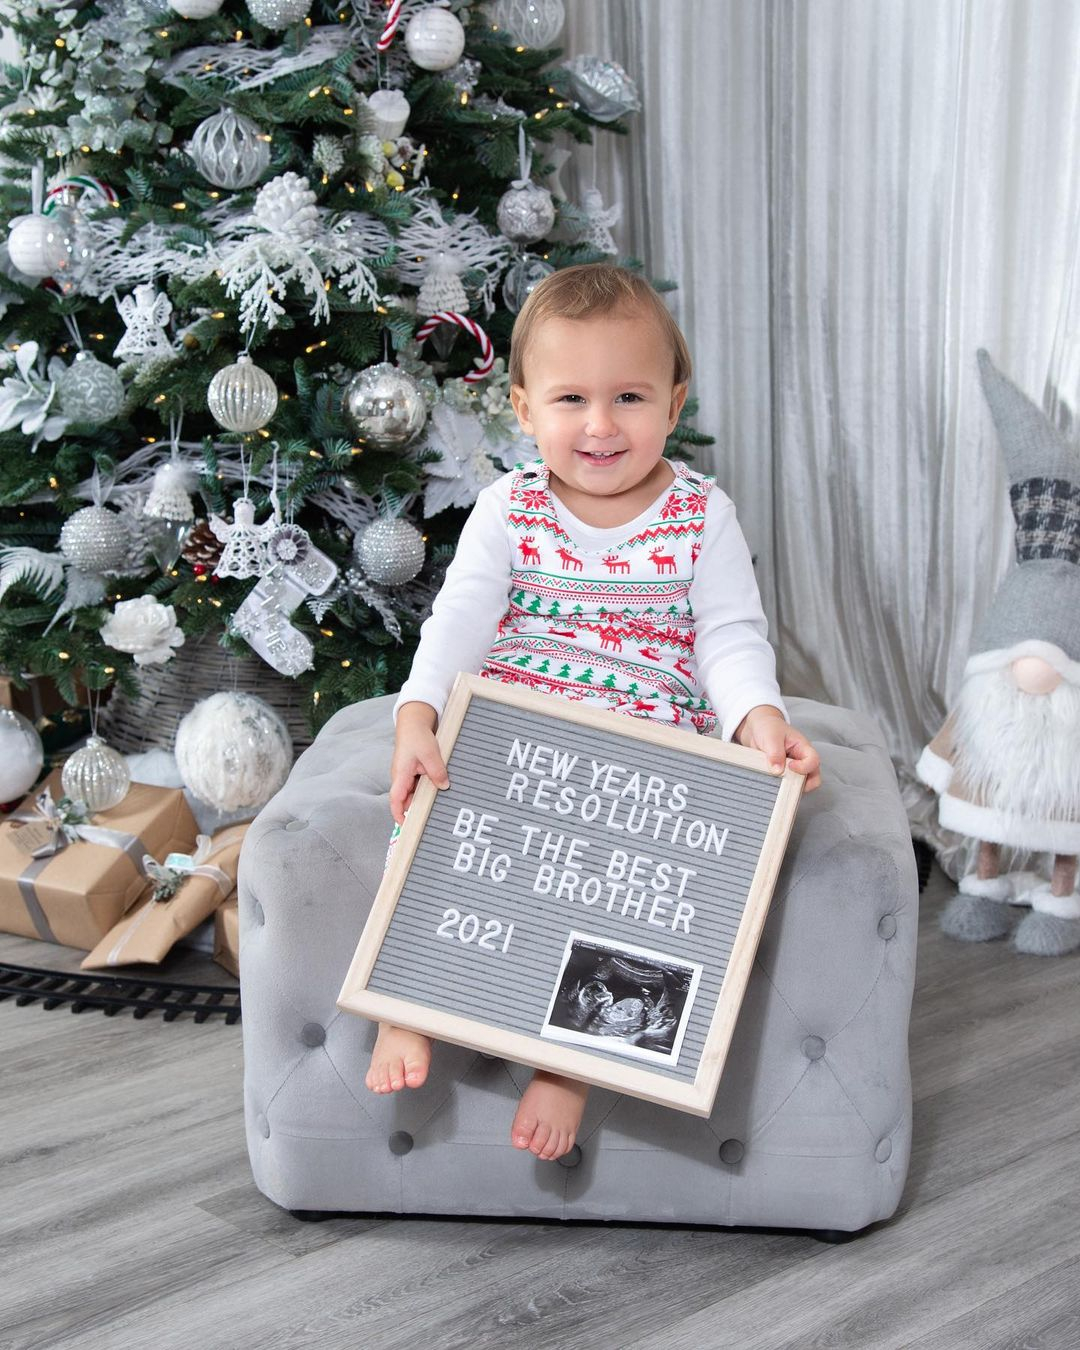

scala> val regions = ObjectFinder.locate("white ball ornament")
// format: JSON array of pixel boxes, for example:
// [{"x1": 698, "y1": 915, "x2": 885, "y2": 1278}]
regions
[
  {"x1": 61, "y1": 735, "x2": 131, "y2": 812},
  {"x1": 502, "y1": 254, "x2": 554, "y2": 312},
  {"x1": 354, "y1": 518, "x2": 425, "y2": 586},
  {"x1": 491, "y1": 0, "x2": 565, "y2": 46},
  {"x1": 174, "y1": 691, "x2": 293, "y2": 812},
  {"x1": 405, "y1": 4, "x2": 466, "y2": 71},
  {"x1": 56, "y1": 351, "x2": 126, "y2": 425},
  {"x1": 187, "y1": 108, "x2": 272, "y2": 191},
  {"x1": 496, "y1": 180, "x2": 556, "y2": 244},
  {"x1": 167, "y1": 0, "x2": 224, "y2": 17},
  {"x1": 207, "y1": 354, "x2": 279, "y2": 432},
  {"x1": 0, "y1": 709, "x2": 44, "y2": 803},
  {"x1": 59, "y1": 504, "x2": 131, "y2": 572},
  {"x1": 6, "y1": 213, "x2": 70, "y2": 280}
]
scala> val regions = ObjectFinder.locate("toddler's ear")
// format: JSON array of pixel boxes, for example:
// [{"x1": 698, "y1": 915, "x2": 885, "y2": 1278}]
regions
[
  {"x1": 510, "y1": 384, "x2": 534, "y2": 434},
  {"x1": 667, "y1": 382, "x2": 689, "y2": 431}
]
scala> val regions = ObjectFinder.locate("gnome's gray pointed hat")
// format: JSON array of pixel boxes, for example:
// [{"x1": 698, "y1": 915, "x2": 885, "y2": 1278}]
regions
[{"x1": 968, "y1": 350, "x2": 1080, "y2": 672}]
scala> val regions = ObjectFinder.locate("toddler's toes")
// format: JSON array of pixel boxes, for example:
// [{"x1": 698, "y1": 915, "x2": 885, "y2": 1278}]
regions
[
  {"x1": 529, "y1": 1121, "x2": 553, "y2": 1157},
  {"x1": 538, "y1": 1129, "x2": 565, "y2": 1162},
  {"x1": 512, "y1": 1110, "x2": 538, "y2": 1151}
]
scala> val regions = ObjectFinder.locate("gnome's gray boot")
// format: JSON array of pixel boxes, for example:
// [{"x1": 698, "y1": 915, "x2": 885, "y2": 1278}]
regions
[
  {"x1": 1014, "y1": 883, "x2": 1080, "y2": 955},
  {"x1": 941, "y1": 893, "x2": 1013, "y2": 942}
]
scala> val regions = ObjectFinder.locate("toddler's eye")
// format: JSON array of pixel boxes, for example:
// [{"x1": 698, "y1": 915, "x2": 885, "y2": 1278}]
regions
[
  {"x1": 558, "y1": 394, "x2": 584, "y2": 404},
  {"x1": 616, "y1": 393, "x2": 644, "y2": 403}
]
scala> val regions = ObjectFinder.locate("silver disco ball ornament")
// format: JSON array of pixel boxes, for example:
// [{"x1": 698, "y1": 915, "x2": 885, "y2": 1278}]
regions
[
  {"x1": 56, "y1": 352, "x2": 125, "y2": 425},
  {"x1": 59, "y1": 504, "x2": 131, "y2": 572},
  {"x1": 405, "y1": 4, "x2": 466, "y2": 71},
  {"x1": 0, "y1": 708, "x2": 44, "y2": 803},
  {"x1": 496, "y1": 180, "x2": 556, "y2": 245},
  {"x1": 247, "y1": 0, "x2": 311, "y2": 29},
  {"x1": 562, "y1": 55, "x2": 641, "y2": 122},
  {"x1": 354, "y1": 518, "x2": 425, "y2": 586},
  {"x1": 61, "y1": 734, "x2": 131, "y2": 813},
  {"x1": 502, "y1": 254, "x2": 555, "y2": 313},
  {"x1": 187, "y1": 108, "x2": 272, "y2": 191},
  {"x1": 207, "y1": 354, "x2": 278, "y2": 432},
  {"x1": 342, "y1": 363, "x2": 427, "y2": 450},
  {"x1": 491, "y1": 0, "x2": 564, "y2": 46}
]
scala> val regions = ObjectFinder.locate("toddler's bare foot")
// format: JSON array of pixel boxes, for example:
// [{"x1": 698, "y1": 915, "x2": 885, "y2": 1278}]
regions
[
  {"x1": 511, "y1": 1070, "x2": 588, "y2": 1161},
  {"x1": 365, "y1": 1023, "x2": 431, "y2": 1093}
]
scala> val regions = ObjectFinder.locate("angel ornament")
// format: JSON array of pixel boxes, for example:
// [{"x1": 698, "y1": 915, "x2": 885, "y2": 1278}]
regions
[
  {"x1": 114, "y1": 284, "x2": 175, "y2": 363},
  {"x1": 209, "y1": 498, "x2": 277, "y2": 579}
]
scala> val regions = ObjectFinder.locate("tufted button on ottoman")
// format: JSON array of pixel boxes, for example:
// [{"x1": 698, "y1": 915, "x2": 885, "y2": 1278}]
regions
[
  {"x1": 238, "y1": 694, "x2": 917, "y2": 1233},
  {"x1": 300, "y1": 1023, "x2": 325, "y2": 1047}
]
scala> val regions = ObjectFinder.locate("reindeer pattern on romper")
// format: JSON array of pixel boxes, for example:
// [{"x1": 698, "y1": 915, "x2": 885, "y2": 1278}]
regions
[{"x1": 483, "y1": 459, "x2": 718, "y2": 732}]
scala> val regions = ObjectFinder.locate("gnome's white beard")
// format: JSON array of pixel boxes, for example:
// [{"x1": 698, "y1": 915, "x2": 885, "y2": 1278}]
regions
[{"x1": 953, "y1": 666, "x2": 1080, "y2": 823}]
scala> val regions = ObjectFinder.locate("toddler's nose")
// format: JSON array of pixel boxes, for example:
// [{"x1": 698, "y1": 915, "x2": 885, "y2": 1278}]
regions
[{"x1": 584, "y1": 411, "x2": 618, "y2": 438}]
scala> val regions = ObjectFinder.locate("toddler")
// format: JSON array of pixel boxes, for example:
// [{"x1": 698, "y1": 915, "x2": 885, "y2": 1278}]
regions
[{"x1": 366, "y1": 263, "x2": 821, "y2": 1161}]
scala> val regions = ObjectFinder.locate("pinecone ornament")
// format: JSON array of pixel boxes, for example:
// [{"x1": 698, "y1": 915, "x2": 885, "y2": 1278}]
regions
[
  {"x1": 253, "y1": 172, "x2": 320, "y2": 241},
  {"x1": 182, "y1": 520, "x2": 225, "y2": 571}
]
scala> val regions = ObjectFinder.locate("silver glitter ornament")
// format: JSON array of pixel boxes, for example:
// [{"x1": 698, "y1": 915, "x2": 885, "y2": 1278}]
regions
[
  {"x1": 502, "y1": 254, "x2": 554, "y2": 313},
  {"x1": 247, "y1": 0, "x2": 310, "y2": 27},
  {"x1": 342, "y1": 363, "x2": 427, "y2": 450},
  {"x1": 491, "y1": 0, "x2": 564, "y2": 46},
  {"x1": 207, "y1": 355, "x2": 278, "y2": 432},
  {"x1": 61, "y1": 734, "x2": 131, "y2": 812},
  {"x1": 405, "y1": 4, "x2": 466, "y2": 71},
  {"x1": 562, "y1": 56, "x2": 641, "y2": 122},
  {"x1": 187, "y1": 108, "x2": 271, "y2": 191},
  {"x1": 496, "y1": 180, "x2": 556, "y2": 245},
  {"x1": 56, "y1": 352, "x2": 125, "y2": 425},
  {"x1": 59, "y1": 504, "x2": 131, "y2": 572},
  {"x1": 354, "y1": 518, "x2": 425, "y2": 586}
]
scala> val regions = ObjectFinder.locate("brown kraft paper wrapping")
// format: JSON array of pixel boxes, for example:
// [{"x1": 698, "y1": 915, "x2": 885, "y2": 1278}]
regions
[
  {"x1": 81, "y1": 824, "x2": 249, "y2": 970},
  {"x1": 0, "y1": 769, "x2": 199, "y2": 950},
  {"x1": 214, "y1": 896, "x2": 239, "y2": 979}
]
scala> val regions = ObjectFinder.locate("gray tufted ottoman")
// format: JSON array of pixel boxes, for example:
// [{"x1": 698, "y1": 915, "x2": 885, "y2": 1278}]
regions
[{"x1": 238, "y1": 694, "x2": 917, "y2": 1234}]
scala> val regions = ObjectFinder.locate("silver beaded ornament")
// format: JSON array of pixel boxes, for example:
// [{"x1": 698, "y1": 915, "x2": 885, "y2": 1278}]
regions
[
  {"x1": 56, "y1": 352, "x2": 125, "y2": 425},
  {"x1": 496, "y1": 180, "x2": 556, "y2": 245},
  {"x1": 59, "y1": 505, "x2": 131, "y2": 572},
  {"x1": 490, "y1": 0, "x2": 565, "y2": 46},
  {"x1": 61, "y1": 734, "x2": 131, "y2": 812},
  {"x1": 187, "y1": 108, "x2": 271, "y2": 191},
  {"x1": 502, "y1": 255, "x2": 554, "y2": 313},
  {"x1": 207, "y1": 355, "x2": 278, "y2": 432},
  {"x1": 562, "y1": 56, "x2": 641, "y2": 122},
  {"x1": 342, "y1": 363, "x2": 427, "y2": 450},
  {"x1": 247, "y1": 0, "x2": 310, "y2": 27},
  {"x1": 354, "y1": 518, "x2": 425, "y2": 586}
]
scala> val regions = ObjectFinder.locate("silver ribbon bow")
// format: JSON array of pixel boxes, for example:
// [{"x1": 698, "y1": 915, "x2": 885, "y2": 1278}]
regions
[{"x1": 142, "y1": 833, "x2": 232, "y2": 902}]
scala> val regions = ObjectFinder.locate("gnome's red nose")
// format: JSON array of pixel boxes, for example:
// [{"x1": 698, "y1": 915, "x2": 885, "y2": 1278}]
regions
[{"x1": 1011, "y1": 657, "x2": 1062, "y2": 694}]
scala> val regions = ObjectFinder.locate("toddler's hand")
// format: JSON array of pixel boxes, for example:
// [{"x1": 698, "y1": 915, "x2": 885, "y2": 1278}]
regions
[
  {"x1": 735, "y1": 705, "x2": 822, "y2": 792},
  {"x1": 389, "y1": 702, "x2": 450, "y2": 824}
]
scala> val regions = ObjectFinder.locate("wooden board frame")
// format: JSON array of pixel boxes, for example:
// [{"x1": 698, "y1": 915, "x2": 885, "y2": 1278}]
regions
[{"x1": 337, "y1": 674, "x2": 804, "y2": 1117}]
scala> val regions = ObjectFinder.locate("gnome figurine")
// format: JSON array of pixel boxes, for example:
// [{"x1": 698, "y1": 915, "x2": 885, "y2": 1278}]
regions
[{"x1": 917, "y1": 349, "x2": 1080, "y2": 955}]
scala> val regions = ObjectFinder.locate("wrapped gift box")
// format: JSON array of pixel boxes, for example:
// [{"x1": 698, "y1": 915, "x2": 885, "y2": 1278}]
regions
[
  {"x1": 81, "y1": 824, "x2": 248, "y2": 970},
  {"x1": 214, "y1": 896, "x2": 239, "y2": 978},
  {"x1": 0, "y1": 769, "x2": 198, "y2": 950}
]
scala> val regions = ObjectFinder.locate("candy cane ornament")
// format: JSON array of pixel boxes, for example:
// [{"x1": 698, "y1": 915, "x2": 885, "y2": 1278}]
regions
[
  {"x1": 377, "y1": 0, "x2": 403, "y2": 51},
  {"x1": 415, "y1": 311, "x2": 494, "y2": 383},
  {"x1": 43, "y1": 176, "x2": 119, "y2": 214}
]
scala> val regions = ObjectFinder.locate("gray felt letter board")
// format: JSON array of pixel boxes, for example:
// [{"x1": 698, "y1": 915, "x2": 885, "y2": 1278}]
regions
[{"x1": 338, "y1": 675, "x2": 803, "y2": 1116}]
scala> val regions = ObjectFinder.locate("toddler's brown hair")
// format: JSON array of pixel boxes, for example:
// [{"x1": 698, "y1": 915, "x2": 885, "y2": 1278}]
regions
[{"x1": 509, "y1": 263, "x2": 692, "y2": 389}]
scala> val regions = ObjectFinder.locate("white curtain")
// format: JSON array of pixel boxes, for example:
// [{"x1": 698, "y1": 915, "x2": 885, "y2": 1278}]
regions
[{"x1": 561, "y1": 0, "x2": 1080, "y2": 858}]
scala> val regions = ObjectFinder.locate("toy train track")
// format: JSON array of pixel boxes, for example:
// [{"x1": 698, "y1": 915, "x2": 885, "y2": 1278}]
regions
[{"x1": 0, "y1": 962, "x2": 241, "y2": 1023}]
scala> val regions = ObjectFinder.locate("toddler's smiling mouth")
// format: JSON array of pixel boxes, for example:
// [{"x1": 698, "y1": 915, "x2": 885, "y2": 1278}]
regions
[{"x1": 575, "y1": 449, "x2": 627, "y2": 462}]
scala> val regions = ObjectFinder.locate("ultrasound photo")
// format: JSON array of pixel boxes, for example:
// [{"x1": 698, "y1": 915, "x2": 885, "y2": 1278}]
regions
[{"x1": 540, "y1": 933, "x2": 702, "y2": 1066}]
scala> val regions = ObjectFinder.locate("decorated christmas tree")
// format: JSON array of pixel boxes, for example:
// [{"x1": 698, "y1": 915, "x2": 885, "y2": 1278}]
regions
[{"x1": 0, "y1": 0, "x2": 709, "y2": 745}]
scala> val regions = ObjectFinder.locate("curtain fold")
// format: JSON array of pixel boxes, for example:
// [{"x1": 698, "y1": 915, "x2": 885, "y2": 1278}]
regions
[{"x1": 563, "y1": 1, "x2": 1080, "y2": 862}]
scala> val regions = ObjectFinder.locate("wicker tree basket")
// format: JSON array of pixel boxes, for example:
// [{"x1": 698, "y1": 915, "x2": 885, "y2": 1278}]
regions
[{"x1": 97, "y1": 631, "x2": 316, "y2": 755}]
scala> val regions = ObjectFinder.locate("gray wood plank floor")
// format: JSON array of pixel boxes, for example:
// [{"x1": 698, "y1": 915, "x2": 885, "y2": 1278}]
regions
[{"x1": 1, "y1": 863, "x2": 1077, "y2": 1350}]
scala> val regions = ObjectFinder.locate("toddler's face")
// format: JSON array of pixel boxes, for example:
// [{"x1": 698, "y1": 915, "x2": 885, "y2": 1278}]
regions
[{"x1": 510, "y1": 309, "x2": 688, "y2": 502}]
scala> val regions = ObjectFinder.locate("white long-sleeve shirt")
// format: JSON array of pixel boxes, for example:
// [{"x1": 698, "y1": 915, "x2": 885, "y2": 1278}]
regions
[{"x1": 394, "y1": 469, "x2": 786, "y2": 741}]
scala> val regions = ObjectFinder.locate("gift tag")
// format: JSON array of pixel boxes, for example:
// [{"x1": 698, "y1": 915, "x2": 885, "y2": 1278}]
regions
[{"x1": 7, "y1": 821, "x2": 59, "y2": 856}]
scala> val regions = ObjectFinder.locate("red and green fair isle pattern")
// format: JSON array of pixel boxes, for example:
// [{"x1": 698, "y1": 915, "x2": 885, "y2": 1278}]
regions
[{"x1": 480, "y1": 459, "x2": 718, "y2": 733}]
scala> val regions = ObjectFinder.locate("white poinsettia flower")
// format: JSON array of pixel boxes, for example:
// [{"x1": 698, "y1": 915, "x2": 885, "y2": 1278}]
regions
[{"x1": 99, "y1": 595, "x2": 185, "y2": 665}]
